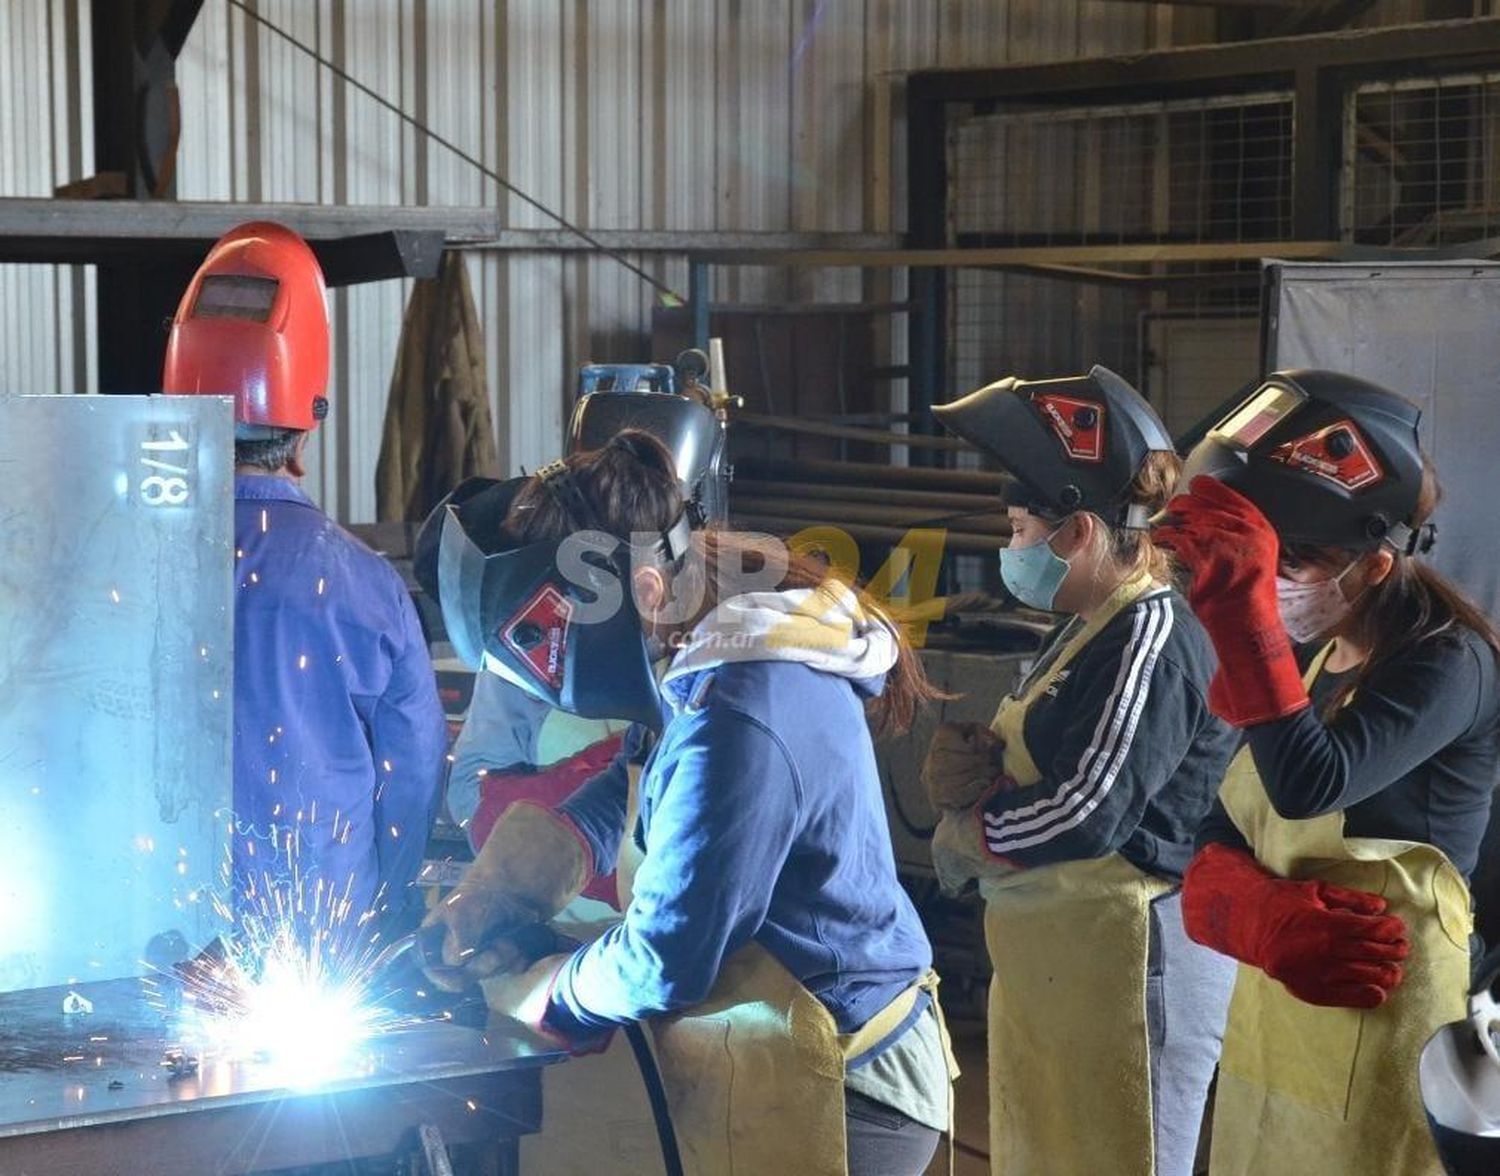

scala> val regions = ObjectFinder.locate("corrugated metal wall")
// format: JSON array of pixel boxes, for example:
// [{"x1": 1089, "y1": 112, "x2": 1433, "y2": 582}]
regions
[
  {"x1": 2, "y1": 0, "x2": 1243, "y2": 523},
  {"x1": 0, "y1": 0, "x2": 94, "y2": 401},
  {"x1": 3, "y1": 1, "x2": 1226, "y2": 520}
]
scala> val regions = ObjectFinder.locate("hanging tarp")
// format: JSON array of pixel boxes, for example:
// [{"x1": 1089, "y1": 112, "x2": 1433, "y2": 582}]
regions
[{"x1": 376, "y1": 250, "x2": 500, "y2": 522}]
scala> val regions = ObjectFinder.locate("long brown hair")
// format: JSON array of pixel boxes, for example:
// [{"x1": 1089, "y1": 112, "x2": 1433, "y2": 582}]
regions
[
  {"x1": 1083, "y1": 450, "x2": 1182, "y2": 583},
  {"x1": 1327, "y1": 455, "x2": 1500, "y2": 715},
  {"x1": 504, "y1": 430, "x2": 942, "y2": 735}
]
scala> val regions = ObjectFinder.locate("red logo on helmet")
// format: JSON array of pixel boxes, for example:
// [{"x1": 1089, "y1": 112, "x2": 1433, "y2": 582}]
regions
[
  {"x1": 501, "y1": 585, "x2": 573, "y2": 690},
  {"x1": 1268, "y1": 420, "x2": 1383, "y2": 492},
  {"x1": 1034, "y1": 394, "x2": 1106, "y2": 463}
]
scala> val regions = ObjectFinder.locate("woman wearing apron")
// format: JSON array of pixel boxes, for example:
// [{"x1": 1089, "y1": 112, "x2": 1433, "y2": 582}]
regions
[
  {"x1": 422, "y1": 430, "x2": 957, "y2": 1176},
  {"x1": 926, "y1": 367, "x2": 1240, "y2": 1176},
  {"x1": 1156, "y1": 369, "x2": 1500, "y2": 1175}
]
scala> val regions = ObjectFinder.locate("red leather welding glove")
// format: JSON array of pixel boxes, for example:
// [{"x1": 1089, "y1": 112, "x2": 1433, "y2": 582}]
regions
[
  {"x1": 1182, "y1": 842, "x2": 1410, "y2": 1009},
  {"x1": 1153, "y1": 476, "x2": 1310, "y2": 726}
]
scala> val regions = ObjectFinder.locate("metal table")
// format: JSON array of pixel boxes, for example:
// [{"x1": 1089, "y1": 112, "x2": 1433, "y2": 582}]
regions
[{"x1": 0, "y1": 977, "x2": 566, "y2": 1175}]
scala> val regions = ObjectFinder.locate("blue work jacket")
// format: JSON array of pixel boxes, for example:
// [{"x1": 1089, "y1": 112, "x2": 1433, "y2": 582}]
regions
[{"x1": 232, "y1": 474, "x2": 446, "y2": 936}]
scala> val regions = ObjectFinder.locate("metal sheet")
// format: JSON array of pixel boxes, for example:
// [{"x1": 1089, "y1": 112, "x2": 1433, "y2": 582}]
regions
[
  {"x1": 0, "y1": 977, "x2": 558, "y2": 1137},
  {"x1": 0, "y1": 395, "x2": 234, "y2": 992}
]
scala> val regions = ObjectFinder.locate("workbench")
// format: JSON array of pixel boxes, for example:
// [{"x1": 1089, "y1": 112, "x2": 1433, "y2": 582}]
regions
[{"x1": 0, "y1": 977, "x2": 566, "y2": 1175}]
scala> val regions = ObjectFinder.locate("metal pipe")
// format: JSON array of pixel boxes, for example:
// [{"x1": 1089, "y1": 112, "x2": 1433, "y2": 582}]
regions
[
  {"x1": 689, "y1": 261, "x2": 711, "y2": 351},
  {"x1": 732, "y1": 479, "x2": 999, "y2": 513},
  {"x1": 729, "y1": 513, "x2": 1003, "y2": 555},
  {"x1": 734, "y1": 455, "x2": 1009, "y2": 494},
  {"x1": 733, "y1": 412, "x2": 971, "y2": 451},
  {"x1": 732, "y1": 493, "x2": 1009, "y2": 533}
]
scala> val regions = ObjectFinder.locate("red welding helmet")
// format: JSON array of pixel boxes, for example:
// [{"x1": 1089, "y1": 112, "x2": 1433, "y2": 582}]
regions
[{"x1": 162, "y1": 221, "x2": 330, "y2": 437}]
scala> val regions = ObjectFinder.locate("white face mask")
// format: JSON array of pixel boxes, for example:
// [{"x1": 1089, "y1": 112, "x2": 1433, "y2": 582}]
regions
[{"x1": 1274, "y1": 562, "x2": 1357, "y2": 645}]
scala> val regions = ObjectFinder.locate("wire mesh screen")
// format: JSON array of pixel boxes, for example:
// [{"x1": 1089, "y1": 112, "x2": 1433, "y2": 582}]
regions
[
  {"x1": 1345, "y1": 74, "x2": 1500, "y2": 246},
  {"x1": 947, "y1": 92, "x2": 1293, "y2": 396}
]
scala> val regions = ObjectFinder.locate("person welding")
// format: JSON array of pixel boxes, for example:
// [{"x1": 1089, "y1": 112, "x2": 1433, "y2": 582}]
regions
[
  {"x1": 415, "y1": 369, "x2": 721, "y2": 913},
  {"x1": 163, "y1": 221, "x2": 447, "y2": 944},
  {"x1": 420, "y1": 430, "x2": 957, "y2": 1175}
]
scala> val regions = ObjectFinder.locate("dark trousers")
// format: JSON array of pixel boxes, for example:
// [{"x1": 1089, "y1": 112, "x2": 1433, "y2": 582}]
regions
[{"x1": 845, "y1": 1089, "x2": 941, "y2": 1176}]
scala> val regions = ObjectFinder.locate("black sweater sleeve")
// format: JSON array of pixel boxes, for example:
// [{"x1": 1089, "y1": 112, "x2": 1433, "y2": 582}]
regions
[
  {"x1": 1194, "y1": 796, "x2": 1251, "y2": 854},
  {"x1": 1244, "y1": 632, "x2": 1488, "y2": 821},
  {"x1": 980, "y1": 594, "x2": 1199, "y2": 867}
]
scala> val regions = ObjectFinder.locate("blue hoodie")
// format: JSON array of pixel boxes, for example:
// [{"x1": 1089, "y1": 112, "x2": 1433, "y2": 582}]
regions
[{"x1": 549, "y1": 587, "x2": 933, "y2": 1037}]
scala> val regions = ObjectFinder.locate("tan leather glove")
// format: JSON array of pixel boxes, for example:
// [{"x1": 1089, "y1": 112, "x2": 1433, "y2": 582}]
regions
[
  {"x1": 922, "y1": 721, "x2": 1008, "y2": 811},
  {"x1": 420, "y1": 801, "x2": 590, "y2": 991}
]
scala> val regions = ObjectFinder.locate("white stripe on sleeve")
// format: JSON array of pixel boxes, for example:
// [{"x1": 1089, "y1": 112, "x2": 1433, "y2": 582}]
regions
[{"x1": 982, "y1": 597, "x2": 1174, "y2": 854}]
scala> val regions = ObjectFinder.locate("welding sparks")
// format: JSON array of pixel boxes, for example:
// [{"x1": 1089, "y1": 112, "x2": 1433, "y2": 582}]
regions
[
  {"x1": 156, "y1": 817, "x2": 428, "y2": 1092},
  {"x1": 173, "y1": 934, "x2": 391, "y2": 1089}
]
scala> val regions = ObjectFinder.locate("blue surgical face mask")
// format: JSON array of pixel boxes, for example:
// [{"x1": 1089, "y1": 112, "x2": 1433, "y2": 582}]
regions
[{"x1": 999, "y1": 524, "x2": 1071, "y2": 611}]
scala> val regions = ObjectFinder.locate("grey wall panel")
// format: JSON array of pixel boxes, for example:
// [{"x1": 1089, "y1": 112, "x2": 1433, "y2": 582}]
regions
[{"x1": 1267, "y1": 261, "x2": 1500, "y2": 621}]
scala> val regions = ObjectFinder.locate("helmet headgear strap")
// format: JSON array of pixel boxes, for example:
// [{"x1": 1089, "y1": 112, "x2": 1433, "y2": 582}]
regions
[{"x1": 1387, "y1": 519, "x2": 1438, "y2": 557}]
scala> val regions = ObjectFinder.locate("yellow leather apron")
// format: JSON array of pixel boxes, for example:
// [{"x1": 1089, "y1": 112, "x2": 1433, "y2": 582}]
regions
[
  {"x1": 522, "y1": 761, "x2": 959, "y2": 1175},
  {"x1": 979, "y1": 573, "x2": 1171, "y2": 1176},
  {"x1": 1209, "y1": 645, "x2": 1473, "y2": 1176}
]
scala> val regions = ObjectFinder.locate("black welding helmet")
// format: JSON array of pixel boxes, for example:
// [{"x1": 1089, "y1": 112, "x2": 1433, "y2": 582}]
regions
[
  {"x1": 934, "y1": 365, "x2": 1173, "y2": 528},
  {"x1": 1179, "y1": 370, "x2": 1431, "y2": 555},
  {"x1": 414, "y1": 390, "x2": 717, "y2": 601},
  {"x1": 1419, "y1": 952, "x2": 1500, "y2": 1175},
  {"x1": 435, "y1": 461, "x2": 691, "y2": 729},
  {"x1": 569, "y1": 372, "x2": 726, "y2": 525}
]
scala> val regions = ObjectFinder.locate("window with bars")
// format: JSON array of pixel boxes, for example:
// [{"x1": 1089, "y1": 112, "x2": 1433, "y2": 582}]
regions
[
  {"x1": 946, "y1": 92, "x2": 1292, "y2": 401},
  {"x1": 1345, "y1": 73, "x2": 1500, "y2": 246},
  {"x1": 951, "y1": 92, "x2": 1294, "y2": 246}
]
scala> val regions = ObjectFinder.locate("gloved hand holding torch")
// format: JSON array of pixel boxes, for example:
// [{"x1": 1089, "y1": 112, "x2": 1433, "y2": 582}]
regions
[{"x1": 419, "y1": 800, "x2": 592, "y2": 991}]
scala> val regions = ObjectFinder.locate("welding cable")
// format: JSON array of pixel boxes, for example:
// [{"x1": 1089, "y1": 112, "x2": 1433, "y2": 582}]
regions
[
  {"x1": 623, "y1": 1021, "x2": 686, "y2": 1176},
  {"x1": 886, "y1": 771, "x2": 938, "y2": 842}
]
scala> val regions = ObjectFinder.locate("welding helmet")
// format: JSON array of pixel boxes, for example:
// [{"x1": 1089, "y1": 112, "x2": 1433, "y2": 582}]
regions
[
  {"x1": 1179, "y1": 370, "x2": 1432, "y2": 555},
  {"x1": 414, "y1": 371, "x2": 719, "y2": 603},
  {"x1": 934, "y1": 365, "x2": 1173, "y2": 528},
  {"x1": 435, "y1": 459, "x2": 692, "y2": 728},
  {"x1": 570, "y1": 363, "x2": 727, "y2": 525},
  {"x1": 1420, "y1": 953, "x2": 1500, "y2": 1174},
  {"x1": 162, "y1": 221, "x2": 330, "y2": 439}
]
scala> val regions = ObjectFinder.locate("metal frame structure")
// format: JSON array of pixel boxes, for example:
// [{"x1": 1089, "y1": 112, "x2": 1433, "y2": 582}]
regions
[{"x1": 903, "y1": 16, "x2": 1500, "y2": 425}]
